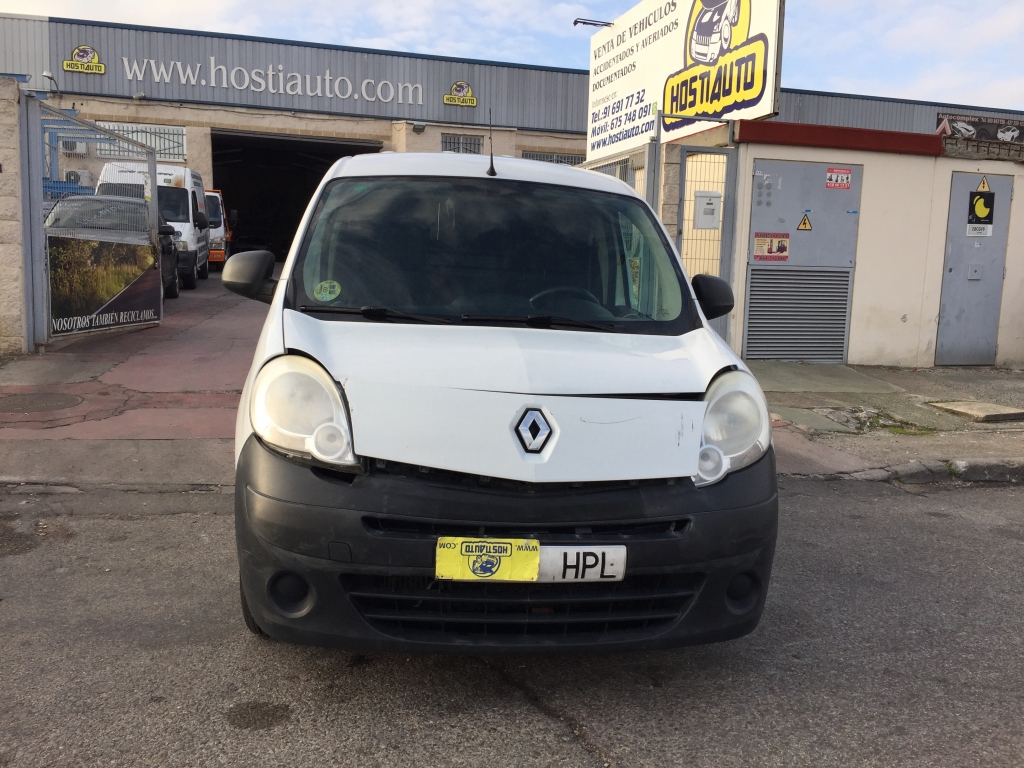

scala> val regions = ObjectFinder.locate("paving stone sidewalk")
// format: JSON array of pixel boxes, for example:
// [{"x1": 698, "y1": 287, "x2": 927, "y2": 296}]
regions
[{"x1": 752, "y1": 361, "x2": 1024, "y2": 483}]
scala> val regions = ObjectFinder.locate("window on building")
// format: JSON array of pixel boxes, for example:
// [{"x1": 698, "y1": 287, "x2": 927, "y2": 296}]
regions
[
  {"x1": 96, "y1": 122, "x2": 187, "y2": 162},
  {"x1": 522, "y1": 152, "x2": 585, "y2": 166},
  {"x1": 441, "y1": 134, "x2": 483, "y2": 154}
]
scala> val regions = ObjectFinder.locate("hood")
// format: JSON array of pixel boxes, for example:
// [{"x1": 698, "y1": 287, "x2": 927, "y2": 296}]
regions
[
  {"x1": 283, "y1": 310, "x2": 735, "y2": 482},
  {"x1": 284, "y1": 309, "x2": 729, "y2": 395}
]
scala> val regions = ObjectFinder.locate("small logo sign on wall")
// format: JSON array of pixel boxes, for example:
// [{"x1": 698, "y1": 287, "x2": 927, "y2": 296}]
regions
[
  {"x1": 62, "y1": 45, "x2": 105, "y2": 74},
  {"x1": 443, "y1": 81, "x2": 477, "y2": 107},
  {"x1": 826, "y1": 168, "x2": 851, "y2": 189}
]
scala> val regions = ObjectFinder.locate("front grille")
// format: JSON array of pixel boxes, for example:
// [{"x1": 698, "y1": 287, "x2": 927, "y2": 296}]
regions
[
  {"x1": 363, "y1": 516, "x2": 688, "y2": 540},
  {"x1": 363, "y1": 458, "x2": 691, "y2": 495},
  {"x1": 342, "y1": 574, "x2": 703, "y2": 642}
]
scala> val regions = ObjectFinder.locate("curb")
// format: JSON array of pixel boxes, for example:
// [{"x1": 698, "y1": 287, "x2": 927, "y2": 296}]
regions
[{"x1": 794, "y1": 458, "x2": 1024, "y2": 485}]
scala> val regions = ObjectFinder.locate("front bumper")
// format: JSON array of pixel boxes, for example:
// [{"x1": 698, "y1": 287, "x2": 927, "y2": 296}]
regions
[
  {"x1": 209, "y1": 249, "x2": 226, "y2": 263},
  {"x1": 236, "y1": 434, "x2": 778, "y2": 653}
]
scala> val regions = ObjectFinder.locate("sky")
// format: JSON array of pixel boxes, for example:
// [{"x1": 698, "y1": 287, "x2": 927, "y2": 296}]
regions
[{"x1": 3, "y1": 0, "x2": 1023, "y2": 111}]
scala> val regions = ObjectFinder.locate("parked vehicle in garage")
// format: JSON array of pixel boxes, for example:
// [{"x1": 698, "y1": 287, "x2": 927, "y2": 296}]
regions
[
  {"x1": 222, "y1": 152, "x2": 778, "y2": 653},
  {"x1": 43, "y1": 194, "x2": 180, "y2": 299},
  {"x1": 97, "y1": 162, "x2": 210, "y2": 289},
  {"x1": 205, "y1": 189, "x2": 237, "y2": 270}
]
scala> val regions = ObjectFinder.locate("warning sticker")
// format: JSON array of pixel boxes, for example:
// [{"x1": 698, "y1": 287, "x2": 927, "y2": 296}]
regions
[
  {"x1": 977, "y1": 176, "x2": 991, "y2": 193},
  {"x1": 797, "y1": 214, "x2": 813, "y2": 231},
  {"x1": 826, "y1": 168, "x2": 852, "y2": 189},
  {"x1": 753, "y1": 232, "x2": 790, "y2": 261}
]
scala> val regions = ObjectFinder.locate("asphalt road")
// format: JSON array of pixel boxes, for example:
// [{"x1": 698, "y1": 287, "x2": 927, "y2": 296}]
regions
[{"x1": 2, "y1": 477, "x2": 1023, "y2": 767}]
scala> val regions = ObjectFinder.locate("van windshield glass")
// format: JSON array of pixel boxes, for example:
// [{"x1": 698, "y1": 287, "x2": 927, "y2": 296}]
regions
[
  {"x1": 97, "y1": 182, "x2": 144, "y2": 199},
  {"x1": 291, "y1": 177, "x2": 694, "y2": 335},
  {"x1": 158, "y1": 187, "x2": 190, "y2": 223},
  {"x1": 205, "y1": 195, "x2": 223, "y2": 227}
]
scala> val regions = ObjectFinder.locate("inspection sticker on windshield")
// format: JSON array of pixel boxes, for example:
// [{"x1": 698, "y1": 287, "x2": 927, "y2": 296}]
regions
[
  {"x1": 313, "y1": 280, "x2": 341, "y2": 302},
  {"x1": 435, "y1": 538, "x2": 625, "y2": 582}
]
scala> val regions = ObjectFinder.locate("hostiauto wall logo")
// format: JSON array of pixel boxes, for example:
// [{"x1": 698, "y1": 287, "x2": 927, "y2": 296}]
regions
[
  {"x1": 62, "y1": 45, "x2": 105, "y2": 75},
  {"x1": 662, "y1": 0, "x2": 767, "y2": 132},
  {"x1": 443, "y1": 81, "x2": 477, "y2": 107}
]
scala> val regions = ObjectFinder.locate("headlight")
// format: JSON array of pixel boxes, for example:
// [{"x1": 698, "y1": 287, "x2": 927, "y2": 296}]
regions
[
  {"x1": 174, "y1": 240, "x2": 189, "y2": 251},
  {"x1": 695, "y1": 371, "x2": 771, "y2": 487},
  {"x1": 210, "y1": 238, "x2": 225, "y2": 249},
  {"x1": 250, "y1": 355, "x2": 359, "y2": 468}
]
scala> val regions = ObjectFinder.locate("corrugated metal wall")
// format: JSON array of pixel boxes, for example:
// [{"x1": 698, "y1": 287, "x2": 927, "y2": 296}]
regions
[
  {"x1": 775, "y1": 88, "x2": 1024, "y2": 134},
  {"x1": 45, "y1": 20, "x2": 588, "y2": 133},
  {"x1": 0, "y1": 15, "x2": 49, "y2": 89},
  {"x1": 5, "y1": 13, "x2": 1024, "y2": 138}
]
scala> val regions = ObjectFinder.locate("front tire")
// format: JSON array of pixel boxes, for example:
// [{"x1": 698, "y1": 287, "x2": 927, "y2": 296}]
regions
[
  {"x1": 198, "y1": 257, "x2": 209, "y2": 280},
  {"x1": 183, "y1": 260, "x2": 198, "y2": 290},
  {"x1": 164, "y1": 270, "x2": 180, "y2": 299},
  {"x1": 240, "y1": 581, "x2": 265, "y2": 636},
  {"x1": 721, "y1": 19, "x2": 732, "y2": 54}
]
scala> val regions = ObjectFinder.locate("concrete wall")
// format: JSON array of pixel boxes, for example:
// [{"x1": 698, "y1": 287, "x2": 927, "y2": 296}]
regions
[
  {"x1": 0, "y1": 77, "x2": 25, "y2": 355},
  {"x1": 729, "y1": 143, "x2": 1024, "y2": 368}
]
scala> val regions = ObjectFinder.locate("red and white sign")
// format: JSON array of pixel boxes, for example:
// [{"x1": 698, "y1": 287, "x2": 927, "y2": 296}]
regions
[
  {"x1": 753, "y1": 232, "x2": 789, "y2": 261},
  {"x1": 826, "y1": 168, "x2": 852, "y2": 189}
]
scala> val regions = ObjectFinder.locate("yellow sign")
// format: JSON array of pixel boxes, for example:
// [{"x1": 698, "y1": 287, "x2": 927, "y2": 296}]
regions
[
  {"x1": 663, "y1": 0, "x2": 768, "y2": 129},
  {"x1": 977, "y1": 176, "x2": 991, "y2": 192},
  {"x1": 435, "y1": 537, "x2": 540, "y2": 581},
  {"x1": 442, "y1": 81, "x2": 477, "y2": 108},
  {"x1": 797, "y1": 214, "x2": 812, "y2": 231},
  {"x1": 62, "y1": 45, "x2": 105, "y2": 75}
]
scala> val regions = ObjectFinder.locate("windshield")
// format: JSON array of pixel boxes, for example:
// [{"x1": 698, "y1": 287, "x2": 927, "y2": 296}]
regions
[
  {"x1": 97, "y1": 182, "x2": 144, "y2": 199},
  {"x1": 290, "y1": 177, "x2": 694, "y2": 335},
  {"x1": 158, "y1": 186, "x2": 190, "y2": 224},
  {"x1": 45, "y1": 197, "x2": 149, "y2": 231},
  {"x1": 205, "y1": 194, "x2": 223, "y2": 227}
]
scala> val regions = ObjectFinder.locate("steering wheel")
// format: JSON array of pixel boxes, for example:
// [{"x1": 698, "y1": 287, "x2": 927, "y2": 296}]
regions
[{"x1": 530, "y1": 286, "x2": 602, "y2": 306}]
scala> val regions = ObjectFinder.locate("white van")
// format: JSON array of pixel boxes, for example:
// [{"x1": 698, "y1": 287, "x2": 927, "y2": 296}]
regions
[
  {"x1": 222, "y1": 152, "x2": 777, "y2": 653},
  {"x1": 97, "y1": 162, "x2": 211, "y2": 288}
]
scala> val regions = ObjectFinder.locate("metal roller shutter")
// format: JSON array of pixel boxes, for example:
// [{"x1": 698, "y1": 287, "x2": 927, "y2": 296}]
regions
[{"x1": 743, "y1": 267, "x2": 853, "y2": 362}]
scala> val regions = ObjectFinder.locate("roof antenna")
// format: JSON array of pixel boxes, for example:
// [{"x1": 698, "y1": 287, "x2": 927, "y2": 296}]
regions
[{"x1": 486, "y1": 108, "x2": 497, "y2": 177}]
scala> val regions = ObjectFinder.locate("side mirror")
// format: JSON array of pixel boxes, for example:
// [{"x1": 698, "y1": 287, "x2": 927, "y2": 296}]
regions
[
  {"x1": 222, "y1": 250, "x2": 278, "y2": 304},
  {"x1": 158, "y1": 224, "x2": 175, "y2": 236},
  {"x1": 194, "y1": 211, "x2": 209, "y2": 230},
  {"x1": 691, "y1": 274, "x2": 734, "y2": 321},
  {"x1": 229, "y1": 209, "x2": 239, "y2": 228}
]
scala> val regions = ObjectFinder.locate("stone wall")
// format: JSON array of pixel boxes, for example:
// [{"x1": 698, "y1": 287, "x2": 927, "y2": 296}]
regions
[{"x1": 0, "y1": 77, "x2": 25, "y2": 355}]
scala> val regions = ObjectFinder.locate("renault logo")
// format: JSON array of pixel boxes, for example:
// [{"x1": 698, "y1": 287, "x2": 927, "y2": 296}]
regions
[{"x1": 515, "y1": 409, "x2": 551, "y2": 453}]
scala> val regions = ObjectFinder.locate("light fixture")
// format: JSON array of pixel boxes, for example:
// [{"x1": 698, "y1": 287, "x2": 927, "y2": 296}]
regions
[
  {"x1": 412, "y1": 122, "x2": 426, "y2": 134},
  {"x1": 573, "y1": 18, "x2": 613, "y2": 27},
  {"x1": 42, "y1": 70, "x2": 60, "y2": 97}
]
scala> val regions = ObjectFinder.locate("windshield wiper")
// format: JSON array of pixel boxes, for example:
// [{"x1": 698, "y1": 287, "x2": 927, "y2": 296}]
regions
[
  {"x1": 460, "y1": 314, "x2": 615, "y2": 332},
  {"x1": 298, "y1": 305, "x2": 452, "y2": 324}
]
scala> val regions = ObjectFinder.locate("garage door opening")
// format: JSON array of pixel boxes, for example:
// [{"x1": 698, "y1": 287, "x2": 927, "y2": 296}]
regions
[{"x1": 211, "y1": 130, "x2": 381, "y2": 261}]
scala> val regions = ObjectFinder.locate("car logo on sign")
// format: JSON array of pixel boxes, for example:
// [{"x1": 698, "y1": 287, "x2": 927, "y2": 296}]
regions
[{"x1": 515, "y1": 409, "x2": 552, "y2": 453}]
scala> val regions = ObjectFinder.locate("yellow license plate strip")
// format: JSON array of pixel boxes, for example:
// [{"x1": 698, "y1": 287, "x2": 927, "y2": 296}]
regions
[{"x1": 435, "y1": 537, "x2": 540, "y2": 581}]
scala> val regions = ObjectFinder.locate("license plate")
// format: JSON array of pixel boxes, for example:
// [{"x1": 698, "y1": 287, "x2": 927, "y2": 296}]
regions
[{"x1": 435, "y1": 538, "x2": 626, "y2": 582}]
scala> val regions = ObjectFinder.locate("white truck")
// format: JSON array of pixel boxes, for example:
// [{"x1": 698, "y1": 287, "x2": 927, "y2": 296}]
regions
[{"x1": 97, "y1": 162, "x2": 211, "y2": 288}]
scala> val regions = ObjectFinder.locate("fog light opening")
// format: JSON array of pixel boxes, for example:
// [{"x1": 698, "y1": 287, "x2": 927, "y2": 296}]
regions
[
  {"x1": 267, "y1": 572, "x2": 314, "y2": 616},
  {"x1": 725, "y1": 572, "x2": 761, "y2": 615}
]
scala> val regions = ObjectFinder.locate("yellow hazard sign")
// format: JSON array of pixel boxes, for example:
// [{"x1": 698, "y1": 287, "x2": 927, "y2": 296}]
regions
[
  {"x1": 977, "y1": 176, "x2": 991, "y2": 192},
  {"x1": 797, "y1": 214, "x2": 813, "y2": 231}
]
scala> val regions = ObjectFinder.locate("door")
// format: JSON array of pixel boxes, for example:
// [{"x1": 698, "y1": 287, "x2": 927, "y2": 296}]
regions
[
  {"x1": 935, "y1": 173, "x2": 1012, "y2": 365},
  {"x1": 742, "y1": 160, "x2": 863, "y2": 363}
]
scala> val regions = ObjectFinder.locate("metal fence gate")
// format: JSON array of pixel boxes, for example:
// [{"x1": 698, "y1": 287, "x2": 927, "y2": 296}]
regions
[
  {"x1": 676, "y1": 147, "x2": 739, "y2": 341},
  {"x1": 23, "y1": 99, "x2": 162, "y2": 348},
  {"x1": 584, "y1": 141, "x2": 660, "y2": 209}
]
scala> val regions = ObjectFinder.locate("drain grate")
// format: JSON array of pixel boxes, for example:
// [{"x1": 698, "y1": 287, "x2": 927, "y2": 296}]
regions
[{"x1": 0, "y1": 394, "x2": 84, "y2": 414}]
